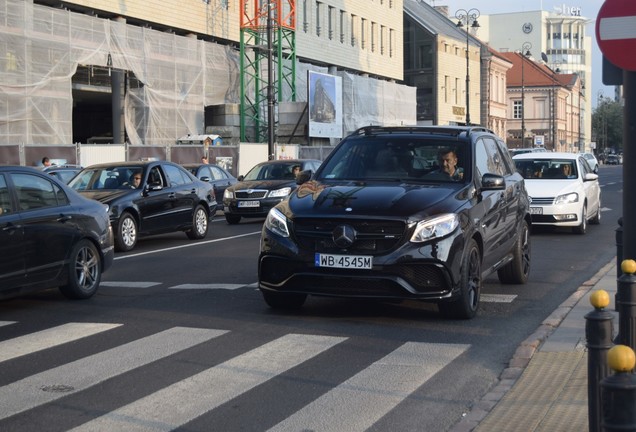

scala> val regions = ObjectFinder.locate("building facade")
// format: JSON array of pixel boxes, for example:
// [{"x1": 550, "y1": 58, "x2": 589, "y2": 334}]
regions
[
  {"x1": 2, "y1": 0, "x2": 413, "y2": 148},
  {"x1": 501, "y1": 52, "x2": 584, "y2": 152},
  {"x1": 478, "y1": 9, "x2": 592, "y2": 152}
]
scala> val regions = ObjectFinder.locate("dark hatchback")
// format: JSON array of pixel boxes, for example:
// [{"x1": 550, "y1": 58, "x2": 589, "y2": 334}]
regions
[
  {"x1": 259, "y1": 126, "x2": 532, "y2": 319},
  {"x1": 222, "y1": 159, "x2": 321, "y2": 224},
  {"x1": 182, "y1": 163, "x2": 237, "y2": 211},
  {"x1": 0, "y1": 166, "x2": 114, "y2": 300},
  {"x1": 69, "y1": 161, "x2": 216, "y2": 251}
]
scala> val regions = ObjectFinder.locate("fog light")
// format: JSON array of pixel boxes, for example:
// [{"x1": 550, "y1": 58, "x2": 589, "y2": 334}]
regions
[{"x1": 554, "y1": 214, "x2": 577, "y2": 221}]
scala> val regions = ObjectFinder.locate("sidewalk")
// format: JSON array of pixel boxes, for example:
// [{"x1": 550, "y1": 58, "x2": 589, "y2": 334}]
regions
[{"x1": 451, "y1": 259, "x2": 618, "y2": 432}]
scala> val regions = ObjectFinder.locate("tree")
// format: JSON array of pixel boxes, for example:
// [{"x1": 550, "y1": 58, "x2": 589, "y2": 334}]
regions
[{"x1": 592, "y1": 97, "x2": 623, "y2": 154}]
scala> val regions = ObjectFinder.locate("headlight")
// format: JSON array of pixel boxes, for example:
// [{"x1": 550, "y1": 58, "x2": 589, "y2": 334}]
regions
[
  {"x1": 555, "y1": 192, "x2": 578, "y2": 205},
  {"x1": 410, "y1": 214, "x2": 459, "y2": 243},
  {"x1": 268, "y1": 187, "x2": 292, "y2": 198},
  {"x1": 223, "y1": 189, "x2": 234, "y2": 199},
  {"x1": 264, "y1": 208, "x2": 290, "y2": 237}
]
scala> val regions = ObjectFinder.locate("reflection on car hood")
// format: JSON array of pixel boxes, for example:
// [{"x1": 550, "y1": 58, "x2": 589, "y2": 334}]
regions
[
  {"x1": 523, "y1": 179, "x2": 580, "y2": 197},
  {"x1": 287, "y1": 180, "x2": 462, "y2": 218},
  {"x1": 230, "y1": 179, "x2": 296, "y2": 191},
  {"x1": 79, "y1": 190, "x2": 136, "y2": 203}
]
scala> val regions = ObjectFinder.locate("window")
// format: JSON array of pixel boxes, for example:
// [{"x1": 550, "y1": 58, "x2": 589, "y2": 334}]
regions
[
  {"x1": 389, "y1": 28, "x2": 394, "y2": 57},
  {"x1": 513, "y1": 100, "x2": 523, "y2": 119},
  {"x1": 361, "y1": 18, "x2": 366, "y2": 49},
  {"x1": 164, "y1": 165, "x2": 190, "y2": 187},
  {"x1": 371, "y1": 22, "x2": 376, "y2": 52},
  {"x1": 380, "y1": 25, "x2": 385, "y2": 54},
  {"x1": 455, "y1": 78, "x2": 460, "y2": 104},
  {"x1": 351, "y1": 14, "x2": 357, "y2": 46},
  {"x1": 340, "y1": 10, "x2": 346, "y2": 43},
  {"x1": 209, "y1": 166, "x2": 227, "y2": 180},
  {"x1": 302, "y1": 0, "x2": 309, "y2": 32},
  {"x1": 316, "y1": 2, "x2": 321, "y2": 37},
  {"x1": 0, "y1": 174, "x2": 12, "y2": 215},
  {"x1": 12, "y1": 173, "x2": 68, "y2": 211},
  {"x1": 328, "y1": 6, "x2": 334, "y2": 40}
]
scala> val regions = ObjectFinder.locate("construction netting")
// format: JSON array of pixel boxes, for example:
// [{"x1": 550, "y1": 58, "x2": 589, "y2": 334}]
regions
[{"x1": 0, "y1": 0, "x2": 414, "y2": 146}]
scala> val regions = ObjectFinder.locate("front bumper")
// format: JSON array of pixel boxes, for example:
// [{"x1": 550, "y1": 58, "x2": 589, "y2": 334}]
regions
[{"x1": 258, "y1": 227, "x2": 465, "y2": 301}]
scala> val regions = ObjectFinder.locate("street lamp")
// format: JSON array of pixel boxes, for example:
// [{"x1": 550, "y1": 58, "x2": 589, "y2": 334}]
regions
[
  {"x1": 520, "y1": 42, "x2": 532, "y2": 148},
  {"x1": 455, "y1": 8, "x2": 480, "y2": 126}
]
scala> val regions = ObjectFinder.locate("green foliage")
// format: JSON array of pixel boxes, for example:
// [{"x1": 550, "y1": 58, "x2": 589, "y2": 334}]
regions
[{"x1": 592, "y1": 97, "x2": 623, "y2": 153}]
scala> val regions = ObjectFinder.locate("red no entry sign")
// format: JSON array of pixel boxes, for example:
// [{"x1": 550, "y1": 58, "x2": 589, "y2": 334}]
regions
[{"x1": 596, "y1": 0, "x2": 636, "y2": 71}]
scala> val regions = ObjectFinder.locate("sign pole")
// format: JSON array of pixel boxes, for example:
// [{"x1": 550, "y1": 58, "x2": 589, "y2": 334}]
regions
[{"x1": 623, "y1": 71, "x2": 636, "y2": 262}]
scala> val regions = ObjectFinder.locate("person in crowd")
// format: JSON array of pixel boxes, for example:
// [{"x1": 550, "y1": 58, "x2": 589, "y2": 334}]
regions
[
  {"x1": 201, "y1": 155, "x2": 209, "y2": 164},
  {"x1": 41, "y1": 157, "x2": 51, "y2": 168}
]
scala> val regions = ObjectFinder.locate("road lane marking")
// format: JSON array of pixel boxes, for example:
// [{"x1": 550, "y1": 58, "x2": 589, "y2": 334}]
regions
[
  {"x1": 0, "y1": 327, "x2": 227, "y2": 420},
  {"x1": 0, "y1": 321, "x2": 16, "y2": 328},
  {"x1": 0, "y1": 323, "x2": 121, "y2": 363},
  {"x1": 268, "y1": 342, "x2": 469, "y2": 432},
  {"x1": 170, "y1": 283, "x2": 246, "y2": 290},
  {"x1": 114, "y1": 231, "x2": 261, "y2": 261},
  {"x1": 481, "y1": 294, "x2": 517, "y2": 303},
  {"x1": 100, "y1": 282, "x2": 162, "y2": 288},
  {"x1": 69, "y1": 334, "x2": 347, "y2": 432}
]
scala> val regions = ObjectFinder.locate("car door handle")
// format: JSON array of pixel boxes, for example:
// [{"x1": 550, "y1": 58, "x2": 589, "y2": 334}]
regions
[
  {"x1": 169, "y1": 192, "x2": 176, "y2": 199},
  {"x1": 57, "y1": 215, "x2": 72, "y2": 223},
  {"x1": 191, "y1": 188, "x2": 197, "y2": 194},
  {"x1": 2, "y1": 223, "x2": 21, "y2": 232}
]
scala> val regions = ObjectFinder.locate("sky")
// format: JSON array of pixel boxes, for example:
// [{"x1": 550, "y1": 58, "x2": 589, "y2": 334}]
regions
[{"x1": 426, "y1": 0, "x2": 612, "y2": 107}]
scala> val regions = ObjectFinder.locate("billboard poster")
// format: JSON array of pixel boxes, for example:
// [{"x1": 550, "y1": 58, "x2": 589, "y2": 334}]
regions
[{"x1": 308, "y1": 71, "x2": 342, "y2": 138}]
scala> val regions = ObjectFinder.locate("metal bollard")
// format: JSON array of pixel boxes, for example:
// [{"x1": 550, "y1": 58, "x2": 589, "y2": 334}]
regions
[
  {"x1": 586, "y1": 289, "x2": 614, "y2": 432},
  {"x1": 617, "y1": 260, "x2": 636, "y2": 351},
  {"x1": 601, "y1": 345, "x2": 636, "y2": 432}
]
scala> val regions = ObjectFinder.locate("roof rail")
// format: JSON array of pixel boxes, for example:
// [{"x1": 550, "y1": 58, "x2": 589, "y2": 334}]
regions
[{"x1": 348, "y1": 125, "x2": 496, "y2": 139}]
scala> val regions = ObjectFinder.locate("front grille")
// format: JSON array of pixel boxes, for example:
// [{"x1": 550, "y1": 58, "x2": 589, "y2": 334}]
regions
[
  {"x1": 235, "y1": 190, "x2": 267, "y2": 199},
  {"x1": 292, "y1": 218, "x2": 407, "y2": 255},
  {"x1": 530, "y1": 197, "x2": 554, "y2": 205}
]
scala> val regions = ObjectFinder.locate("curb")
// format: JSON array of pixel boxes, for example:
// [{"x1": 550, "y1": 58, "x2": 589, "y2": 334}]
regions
[{"x1": 449, "y1": 259, "x2": 615, "y2": 432}]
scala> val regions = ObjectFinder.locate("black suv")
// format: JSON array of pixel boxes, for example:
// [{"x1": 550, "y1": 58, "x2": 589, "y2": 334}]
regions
[{"x1": 258, "y1": 126, "x2": 532, "y2": 319}]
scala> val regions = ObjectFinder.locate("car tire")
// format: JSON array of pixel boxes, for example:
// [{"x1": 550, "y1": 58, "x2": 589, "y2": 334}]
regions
[
  {"x1": 439, "y1": 238, "x2": 481, "y2": 320},
  {"x1": 497, "y1": 219, "x2": 531, "y2": 284},
  {"x1": 59, "y1": 239, "x2": 102, "y2": 299},
  {"x1": 261, "y1": 290, "x2": 307, "y2": 310},
  {"x1": 225, "y1": 213, "x2": 241, "y2": 225},
  {"x1": 186, "y1": 205, "x2": 209, "y2": 239},
  {"x1": 590, "y1": 199, "x2": 601, "y2": 225},
  {"x1": 573, "y1": 204, "x2": 587, "y2": 234},
  {"x1": 115, "y1": 212, "x2": 137, "y2": 252}
]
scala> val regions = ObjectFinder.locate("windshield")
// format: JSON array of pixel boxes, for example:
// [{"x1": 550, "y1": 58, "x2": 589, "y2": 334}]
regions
[
  {"x1": 514, "y1": 159, "x2": 578, "y2": 180},
  {"x1": 69, "y1": 166, "x2": 144, "y2": 191},
  {"x1": 243, "y1": 162, "x2": 301, "y2": 181},
  {"x1": 317, "y1": 138, "x2": 470, "y2": 183}
]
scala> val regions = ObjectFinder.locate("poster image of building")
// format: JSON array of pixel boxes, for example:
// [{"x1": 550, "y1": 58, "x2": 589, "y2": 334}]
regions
[{"x1": 308, "y1": 71, "x2": 343, "y2": 138}]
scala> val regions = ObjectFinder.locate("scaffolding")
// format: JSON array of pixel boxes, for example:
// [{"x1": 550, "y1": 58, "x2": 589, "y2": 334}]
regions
[{"x1": 239, "y1": 0, "x2": 297, "y2": 143}]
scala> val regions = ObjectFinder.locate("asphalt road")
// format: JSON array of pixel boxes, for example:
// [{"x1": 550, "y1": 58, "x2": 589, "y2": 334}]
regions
[{"x1": 0, "y1": 164, "x2": 622, "y2": 431}]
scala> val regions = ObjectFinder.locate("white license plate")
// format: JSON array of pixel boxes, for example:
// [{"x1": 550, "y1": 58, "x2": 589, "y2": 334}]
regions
[
  {"x1": 315, "y1": 253, "x2": 373, "y2": 270},
  {"x1": 238, "y1": 200, "x2": 260, "y2": 208},
  {"x1": 530, "y1": 207, "x2": 543, "y2": 215}
]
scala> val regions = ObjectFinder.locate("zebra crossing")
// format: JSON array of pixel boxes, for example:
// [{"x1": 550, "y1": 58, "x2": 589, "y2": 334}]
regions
[{"x1": 0, "y1": 320, "x2": 470, "y2": 431}]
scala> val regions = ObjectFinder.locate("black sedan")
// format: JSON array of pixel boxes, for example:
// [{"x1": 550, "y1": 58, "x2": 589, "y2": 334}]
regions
[
  {"x1": 69, "y1": 161, "x2": 216, "y2": 251},
  {"x1": 0, "y1": 166, "x2": 114, "y2": 300},
  {"x1": 182, "y1": 163, "x2": 237, "y2": 212},
  {"x1": 222, "y1": 159, "x2": 321, "y2": 224}
]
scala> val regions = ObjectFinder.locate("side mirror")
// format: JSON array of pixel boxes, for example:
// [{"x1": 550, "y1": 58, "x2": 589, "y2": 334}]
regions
[
  {"x1": 237, "y1": 175, "x2": 245, "y2": 181},
  {"x1": 481, "y1": 173, "x2": 505, "y2": 190},
  {"x1": 200, "y1": 176, "x2": 211, "y2": 182}
]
